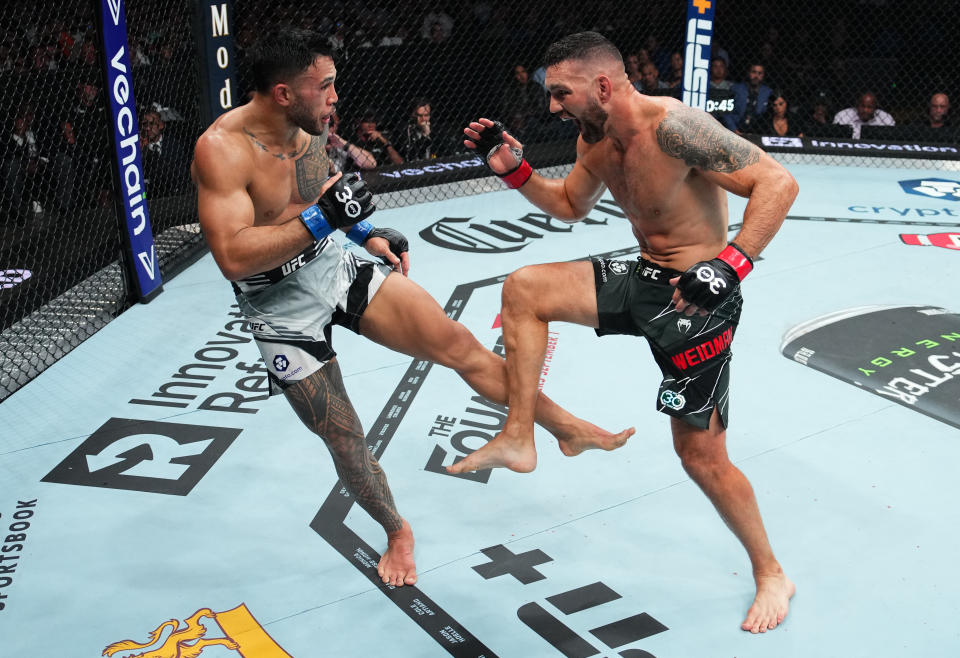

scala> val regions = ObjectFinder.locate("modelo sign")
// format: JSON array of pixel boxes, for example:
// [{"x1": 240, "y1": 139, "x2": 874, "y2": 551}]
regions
[{"x1": 100, "y1": 0, "x2": 162, "y2": 300}]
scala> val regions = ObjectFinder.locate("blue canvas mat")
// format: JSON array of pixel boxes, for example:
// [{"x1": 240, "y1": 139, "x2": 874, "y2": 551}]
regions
[{"x1": 1, "y1": 163, "x2": 959, "y2": 657}]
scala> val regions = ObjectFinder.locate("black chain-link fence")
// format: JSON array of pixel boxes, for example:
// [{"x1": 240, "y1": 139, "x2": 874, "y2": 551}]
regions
[
  {"x1": 2, "y1": 0, "x2": 958, "y2": 400},
  {"x1": 0, "y1": 0, "x2": 204, "y2": 400}
]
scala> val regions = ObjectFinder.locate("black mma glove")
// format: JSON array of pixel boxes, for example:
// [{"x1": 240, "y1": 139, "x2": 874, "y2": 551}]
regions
[
  {"x1": 469, "y1": 120, "x2": 532, "y2": 189},
  {"x1": 317, "y1": 172, "x2": 374, "y2": 227},
  {"x1": 674, "y1": 243, "x2": 753, "y2": 312},
  {"x1": 367, "y1": 227, "x2": 409, "y2": 259},
  {"x1": 299, "y1": 173, "x2": 376, "y2": 240}
]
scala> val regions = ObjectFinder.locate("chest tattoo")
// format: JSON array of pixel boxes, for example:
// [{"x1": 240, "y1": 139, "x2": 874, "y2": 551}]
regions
[
  {"x1": 295, "y1": 134, "x2": 332, "y2": 200},
  {"x1": 242, "y1": 126, "x2": 306, "y2": 160}
]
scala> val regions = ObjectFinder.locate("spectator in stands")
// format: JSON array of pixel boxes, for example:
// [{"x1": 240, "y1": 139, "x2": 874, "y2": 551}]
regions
[
  {"x1": 634, "y1": 62, "x2": 668, "y2": 94},
  {"x1": 916, "y1": 92, "x2": 951, "y2": 131},
  {"x1": 326, "y1": 111, "x2": 377, "y2": 172},
  {"x1": 756, "y1": 40, "x2": 783, "y2": 88},
  {"x1": 421, "y1": 8, "x2": 453, "y2": 42},
  {"x1": 139, "y1": 109, "x2": 189, "y2": 198},
  {"x1": 725, "y1": 63, "x2": 772, "y2": 132},
  {"x1": 833, "y1": 91, "x2": 895, "y2": 139},
  {"x1": 664, "y1": 51, "x2": 684, "y2": 89},
  {"x1": 624, "y1": 52, "x2": 644, "y2": 87},
  {"x1": 643, "y1": 34, "x2": 670, "y2": 79},
  {"x1": 426, "y1": 21, "x2": 450, "y2": 46},
  {"x1": 68, "y1": 80, "x2": 111, "y2": 208},
  {"x1": 2, "y1": 108, "x2": 47, "y2": 224},
  {"x1": 394, "y1": 97, "x2": 443, "y2": 162},
  {"x1": 709, "y1": 57, "x2": 732, "y2": 91},
  {"x1": 354, "y1": 111, "x2": 403, "y2": 166},
  {"x1": 749, "y1": 90, "x2": 804, "y2": 137},
  {"x1": 500, "y1": 64, "x2": 547, "y2": 128},
  {"x1": 808, "y1": 100, "x2": 831, "y2": 129}
]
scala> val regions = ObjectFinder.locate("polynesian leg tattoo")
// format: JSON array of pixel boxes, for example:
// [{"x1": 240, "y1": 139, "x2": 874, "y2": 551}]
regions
[
  {"x1": 656, "y1": 105, "x2": 762, "y2": 173},
  {"x1": 285, "y1": 360, "x2": 403, "y2": 534}
]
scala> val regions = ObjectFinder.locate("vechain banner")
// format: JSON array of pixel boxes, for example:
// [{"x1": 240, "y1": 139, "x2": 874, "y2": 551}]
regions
[
  {"x1": 682, "y1": 0, "x2": 715, "y2": 110},
  {"x1": 99, "y1": 0, "x2": 162, "y2": 301},
  {"x1": 781, "y1": 305, "x2": 960, "y2": 430}
]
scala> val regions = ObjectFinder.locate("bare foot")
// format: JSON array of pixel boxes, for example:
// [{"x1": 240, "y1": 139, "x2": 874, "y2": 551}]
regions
[
  {"x1": 741, "y1": 571, "x2": 795, "y2": 633},
  {"x1": 445, "y1": 428, "x2": 537, "y2": 474},
  {"x1": 555, "y1": 423, "x2": 635, "y2": 457},
  {"x1": 377, "y1": 519, "x2": 417, "y2": 587}
]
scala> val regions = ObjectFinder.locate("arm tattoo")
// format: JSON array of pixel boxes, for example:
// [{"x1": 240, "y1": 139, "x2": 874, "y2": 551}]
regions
[
  {"x1": 285, "y1": 361, "x2": 403, "y2": 533},
  {"x1": 295, "y1": 133, "x2": 332, "y2": 201},
  {"x1": 656, "y1": 107, "x2": 761, "y2": 172}
]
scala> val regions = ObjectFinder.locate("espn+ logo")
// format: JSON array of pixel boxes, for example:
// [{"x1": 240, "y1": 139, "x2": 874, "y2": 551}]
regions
[{"x1": 682, "y1": 0, "x2": 714, "y2": 110}]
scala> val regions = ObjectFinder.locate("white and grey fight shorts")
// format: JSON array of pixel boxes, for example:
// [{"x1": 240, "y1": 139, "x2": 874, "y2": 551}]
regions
[{"x1": 233, "y1": 238, "x2": 392, "y2": 394}]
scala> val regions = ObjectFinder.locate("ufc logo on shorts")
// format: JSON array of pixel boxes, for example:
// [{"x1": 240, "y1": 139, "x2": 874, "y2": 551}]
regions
[
  {"x1": 696, "y1": 265, "x2": 727, "y2": 294},
  {"x1": 335, "y1": 185, "x2": 363, "y2": 218}
]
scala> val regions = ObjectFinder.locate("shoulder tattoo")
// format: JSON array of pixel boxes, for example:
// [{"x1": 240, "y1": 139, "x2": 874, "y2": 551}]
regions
[
  {"x1": 295, "y1": 134, "x2": 333, "y2": 200},
  {"x1": 655, "y1": 107, "x2": 761, "y2": 173}
]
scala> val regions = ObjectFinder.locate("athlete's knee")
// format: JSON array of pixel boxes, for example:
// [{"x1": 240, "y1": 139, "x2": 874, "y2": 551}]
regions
[
  {"x1": 503, "y1": 265, "x2": 546, "y2": 311},
  {"x1": 675, "y1": 437, "x2": 730, "y2": 480}
]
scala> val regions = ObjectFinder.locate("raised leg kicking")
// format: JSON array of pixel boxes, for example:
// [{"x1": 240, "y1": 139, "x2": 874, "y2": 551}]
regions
[{"x1": 447, "y1": 32, "x2": 798, "y2": 631}]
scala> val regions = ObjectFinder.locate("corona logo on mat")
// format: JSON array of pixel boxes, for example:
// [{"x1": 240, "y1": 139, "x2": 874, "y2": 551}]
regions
[{"x1": 103, "y1": 604, "x2": 291, "y2": 657}]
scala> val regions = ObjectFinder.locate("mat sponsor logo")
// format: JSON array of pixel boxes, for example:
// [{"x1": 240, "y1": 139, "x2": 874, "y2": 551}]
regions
[
  {"x1": 853, "y1": 332, "x2": 960, "y2": 406},
  {"x1": 419, "y1": 200, "x2": 624, "y2": 253},
  {"x1": 42, "y1": 418, "x2": 241, "y2": 495},
  {"x1": 782, "y1": 306, "x2": 960, "y2": 430},
  {"x1": 473, "y1": 544, "x2": 669, "y2": 653},
  {"x1": 103, "y1": 604, "x2": 290, "y2": 657},
  {"x1": 900, "y1": 232, "x2": 960, "y2": 250},
  {"x1": 899, "y1": 178, "x2": 960, "y2": 201},
  {"x1": 129, "y1": 305, "x2": 270, "y2": 414},
  {"x1": 0, "y1": 499, "x2": 37, "y2": 612}
]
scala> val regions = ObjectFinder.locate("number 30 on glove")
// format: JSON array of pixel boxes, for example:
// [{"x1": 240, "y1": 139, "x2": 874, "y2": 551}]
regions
[{"x1": 673, "y1": 243, "x2": 753, "y2": 313}]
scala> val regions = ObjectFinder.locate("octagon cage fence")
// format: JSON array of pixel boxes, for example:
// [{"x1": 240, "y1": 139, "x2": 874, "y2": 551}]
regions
[{"x1": 1, "y1": 0, "x2": 957, "y2": 401}]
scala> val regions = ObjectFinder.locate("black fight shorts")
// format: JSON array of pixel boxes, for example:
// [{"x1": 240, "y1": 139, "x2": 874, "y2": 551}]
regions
[{"x1": 592, "y1": 256, "x2": 743, "y2": 429}]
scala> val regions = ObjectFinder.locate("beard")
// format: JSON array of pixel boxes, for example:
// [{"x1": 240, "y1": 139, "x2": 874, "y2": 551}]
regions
[
  {"x1": 288, "y1": 97, "x2": 326, "y2": 136},
  {"x1": 577, "y1": 100, "x2": 607, "y2": 144}
]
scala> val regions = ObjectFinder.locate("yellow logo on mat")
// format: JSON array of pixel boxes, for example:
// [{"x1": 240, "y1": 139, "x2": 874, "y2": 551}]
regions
[{"x1": 102, "y1": 604, "x2": 291, "y2": 657}]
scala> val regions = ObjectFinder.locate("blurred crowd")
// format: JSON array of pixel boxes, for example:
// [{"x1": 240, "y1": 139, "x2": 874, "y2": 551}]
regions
[{"x1": 0, "y1": 0, "x2": 956, "y2": 228}]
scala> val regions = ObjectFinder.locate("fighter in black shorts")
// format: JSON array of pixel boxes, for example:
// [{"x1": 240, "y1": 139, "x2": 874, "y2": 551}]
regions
[
  {"x1": 593, "y1": 255, "x2": 742, "y2": 429},
  {"x1": 448, "y1": 32, "x2": 798, "y2": 633}
]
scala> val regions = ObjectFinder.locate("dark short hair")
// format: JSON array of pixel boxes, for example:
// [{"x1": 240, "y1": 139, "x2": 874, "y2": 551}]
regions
[
  {"x1": 543, "y1": 31, "x2": 623, "y2": 69},
  {"x1": 248, "y1": 26, "x2": 334, "y2": 94},
  {"x1": 409, "y1": 96, "x2": 431, "y2": 115}
]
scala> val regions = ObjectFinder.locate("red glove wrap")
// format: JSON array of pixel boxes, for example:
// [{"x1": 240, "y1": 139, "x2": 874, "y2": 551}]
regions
[
  {"x1": 501, "y1": 159, "x2": 533, "y2": 189},
  {"x1": 717, "y1": 243, "x2": 754, "y2": 280}
]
